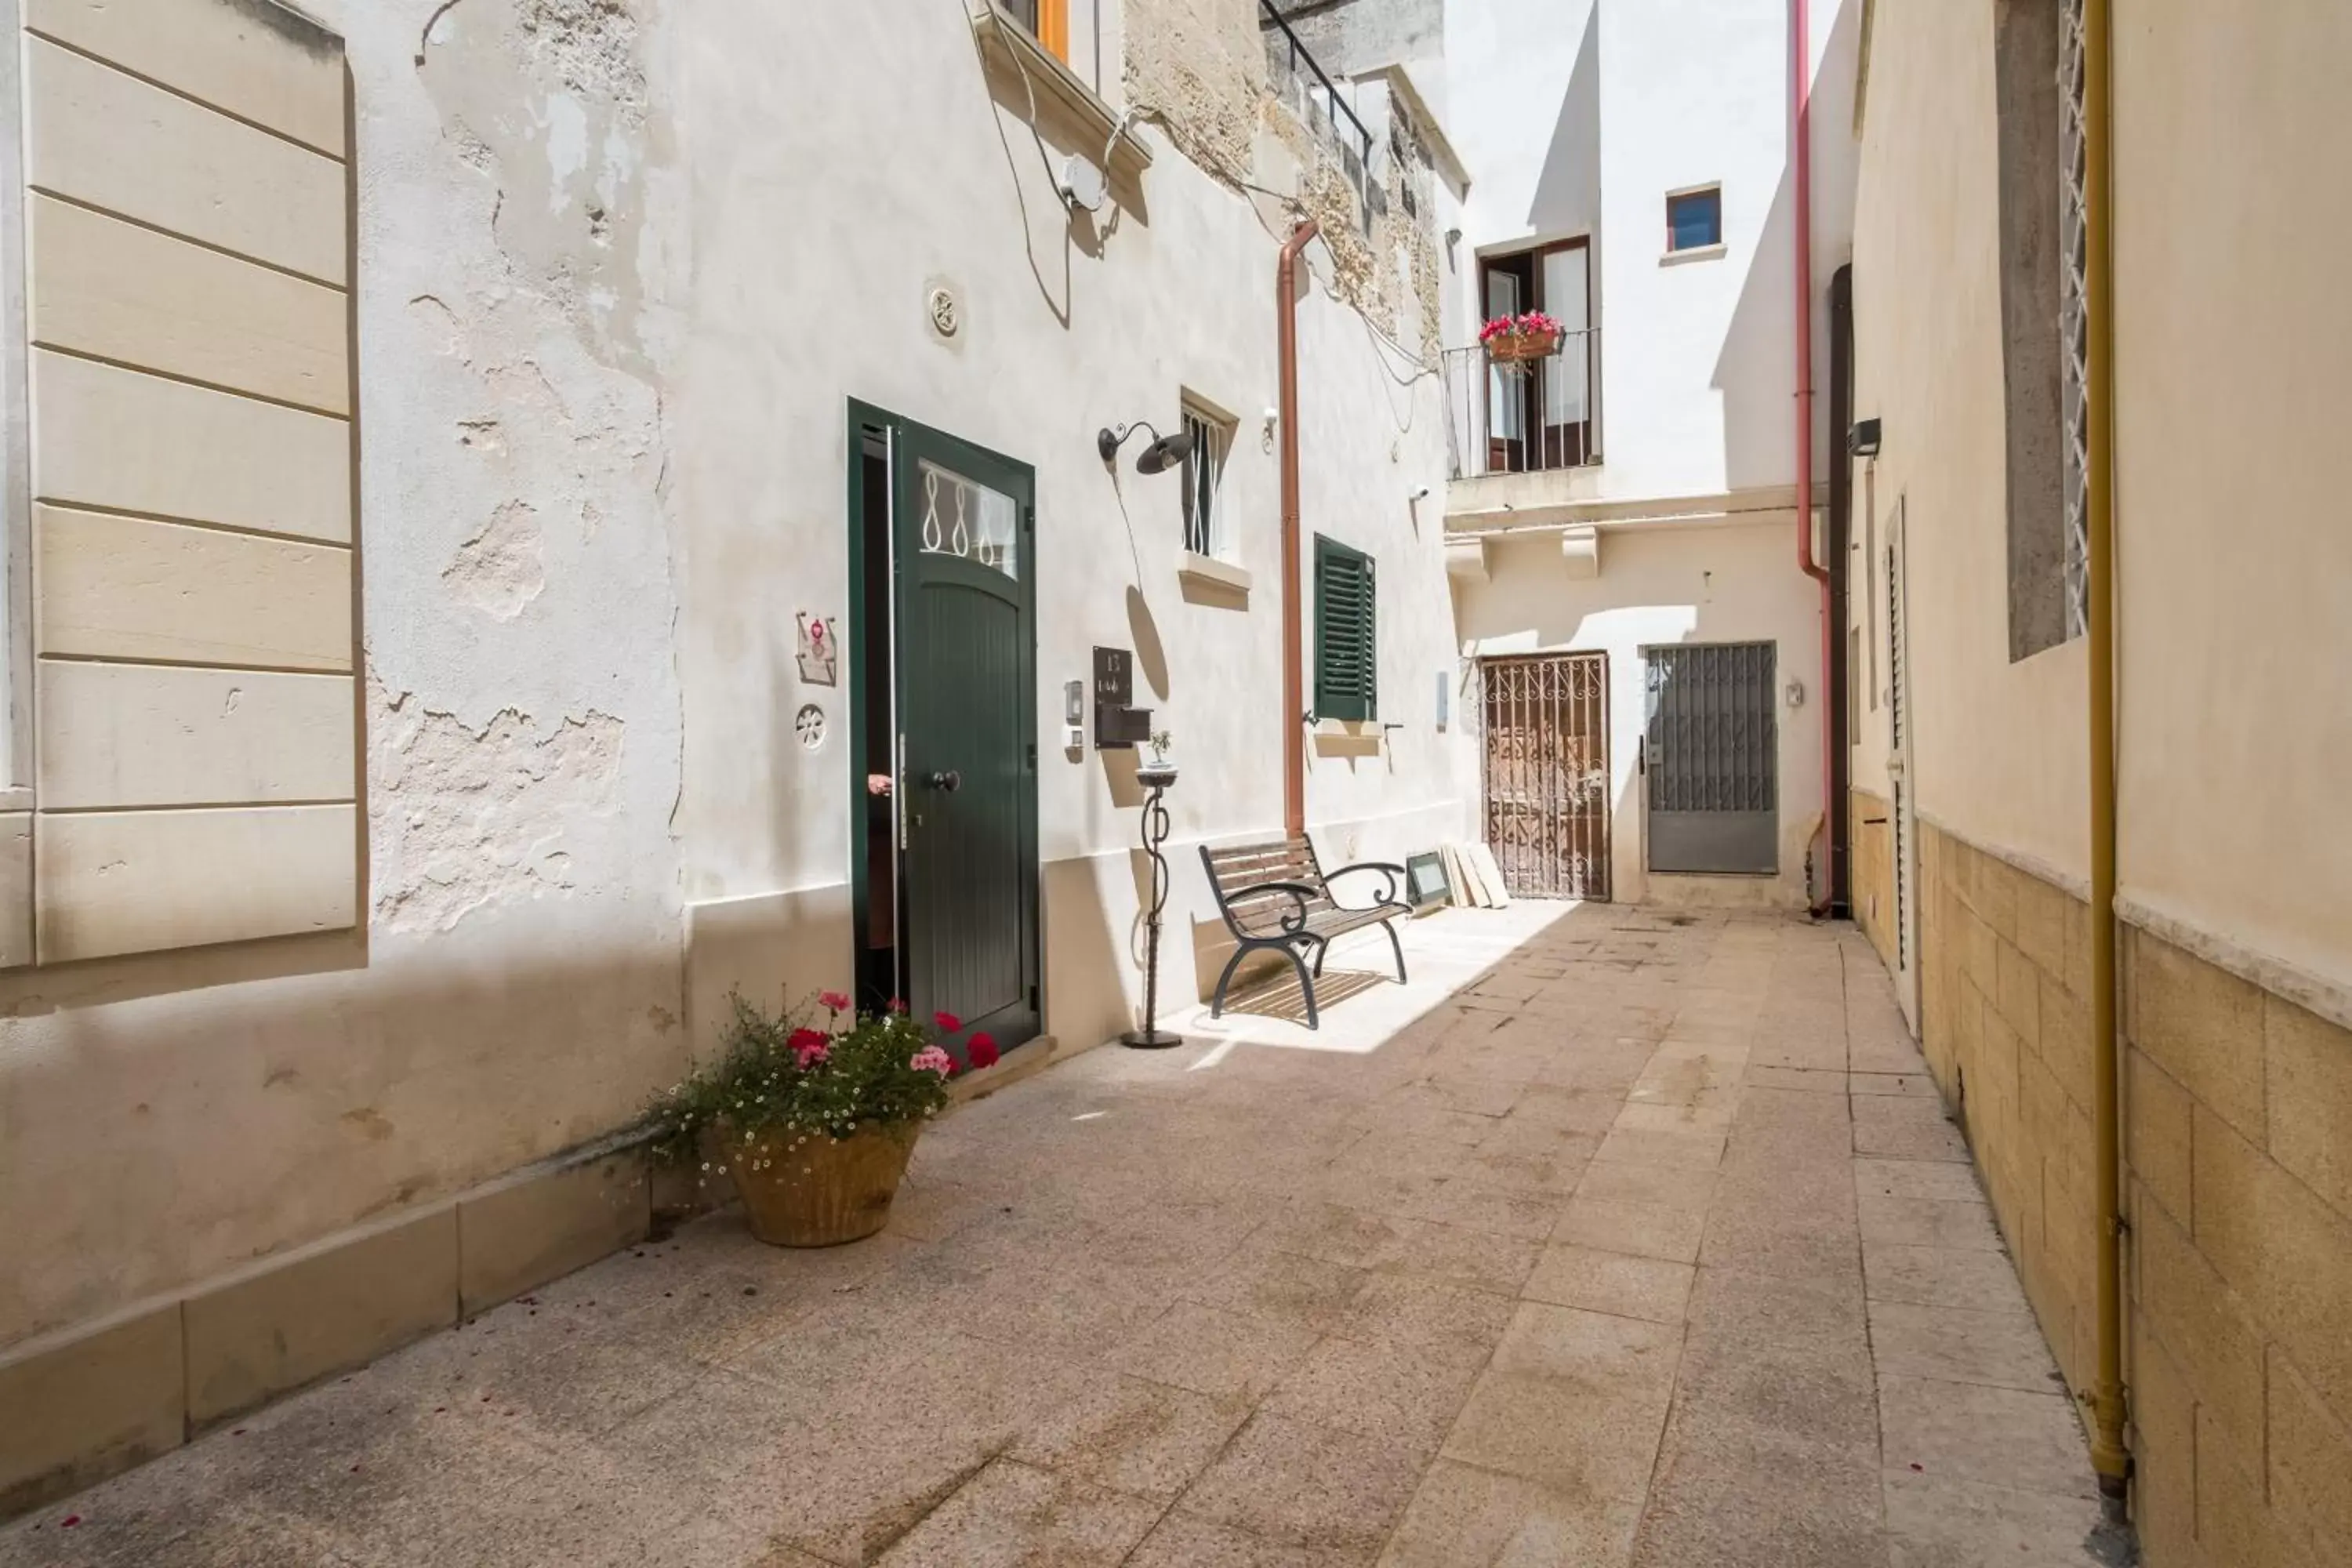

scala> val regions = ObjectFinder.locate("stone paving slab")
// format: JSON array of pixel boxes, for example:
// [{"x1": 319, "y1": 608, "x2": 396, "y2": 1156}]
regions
[{"x1": 0, "y1": 907, "x2": 2128, "y2": 1567}]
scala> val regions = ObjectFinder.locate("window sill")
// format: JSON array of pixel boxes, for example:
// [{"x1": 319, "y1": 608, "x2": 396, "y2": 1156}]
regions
[
  {"x1": 1661, "y1": 243, "x2": 1726, "y2": 267},
  {"x1": 1178, "y1": 552, "x2": 1253, "y2": 597},
  {"x1": 968, "y1": 3, "x2": 1153, "y2": 184}
]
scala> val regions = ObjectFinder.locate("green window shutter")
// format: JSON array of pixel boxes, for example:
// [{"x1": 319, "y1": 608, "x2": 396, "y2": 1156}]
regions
[{"x1": 1313, "y1": 536, "x2": 1377, "y2": 723}]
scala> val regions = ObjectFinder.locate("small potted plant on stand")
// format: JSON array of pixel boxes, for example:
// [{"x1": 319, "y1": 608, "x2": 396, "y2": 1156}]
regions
[
  {"x1": 1479, "y1": 309, "x2": 1563, "y2": 368},
  {"x1": 645, "y1": 992, "x2": 996, "y2": 1247}
]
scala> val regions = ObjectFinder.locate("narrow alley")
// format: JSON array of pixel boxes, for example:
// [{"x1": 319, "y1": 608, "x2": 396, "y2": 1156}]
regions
[{"x1": 1, "y1": 910, "x2": 2122, "y2": 1567}]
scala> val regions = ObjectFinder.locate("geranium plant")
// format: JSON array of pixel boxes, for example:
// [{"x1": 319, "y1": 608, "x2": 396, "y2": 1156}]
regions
[
  {"x1": 646, "y1": 991, "x2": 997, "y2": 1169},
  {"x1": 1477, "y1": 309, "x2": 1563, "y2": 347}
]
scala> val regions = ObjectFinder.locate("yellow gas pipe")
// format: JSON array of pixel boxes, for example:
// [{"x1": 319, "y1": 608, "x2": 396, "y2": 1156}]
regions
[{"x1": 2084, "y1": 0, "x2": 2129, "y2": 1504}]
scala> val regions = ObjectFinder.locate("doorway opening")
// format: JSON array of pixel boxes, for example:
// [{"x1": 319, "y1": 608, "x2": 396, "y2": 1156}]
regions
[
  {"x1": 854, "y1": 426, "x2": 898, "y2": 1013},
  {"x1": 847, "y1": 403, "x2": 1042, "y2": 1062},
  {"x1": 1479, "y1": 237, "x2": 1595, "y2": 472},
  {"x1": 1479, "y1": 652, "x2": 1612, "y2": 900},
  {"x1": 1643, "y1": 641, "x2": 1779, "y2": 875}
]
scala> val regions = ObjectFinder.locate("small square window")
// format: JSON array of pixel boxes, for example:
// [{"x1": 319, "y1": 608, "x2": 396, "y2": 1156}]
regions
[
  {"x1": 1180, "y1": 404, "x2": 1231, "y2": 558},
  {"x1": 1666, "y1": 187, "x2": 1722, "y2": 252}
]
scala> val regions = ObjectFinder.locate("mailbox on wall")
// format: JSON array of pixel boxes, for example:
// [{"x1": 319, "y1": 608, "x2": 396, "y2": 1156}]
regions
[{"x1": 1092, "y1": 646, "x2": 1152, "y2": 748}]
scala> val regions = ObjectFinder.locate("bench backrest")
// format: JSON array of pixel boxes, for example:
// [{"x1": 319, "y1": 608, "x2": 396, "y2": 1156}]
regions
[{"x1": 1201, "y1": 834, "x2": 1333, "y2": 935}]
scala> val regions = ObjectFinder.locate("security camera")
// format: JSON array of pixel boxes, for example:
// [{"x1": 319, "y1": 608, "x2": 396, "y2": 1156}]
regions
[{"x1": 1409, "y1": 485, "x2": 1432, "y2": 502}]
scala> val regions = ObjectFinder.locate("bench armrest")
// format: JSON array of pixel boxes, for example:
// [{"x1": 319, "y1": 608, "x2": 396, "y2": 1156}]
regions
[
  {"x1": 1217, "y1": 879, "x2": 1321, "y2": 935},
  {"x1": 1324, "y1": 861, "x2": 1408, "y2": 909}
]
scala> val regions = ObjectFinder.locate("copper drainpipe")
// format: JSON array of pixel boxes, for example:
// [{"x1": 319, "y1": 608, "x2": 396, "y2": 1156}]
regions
[
  {"x1": 1278, "y1": 218, "x2": 1319, "y2": 837},
  {"x1": 1791, "y1": 0, "x2": 1833, "y2": 916},
  {"x1": 2083, "y1": 0, "x2": 2129, "y2": 1504}
]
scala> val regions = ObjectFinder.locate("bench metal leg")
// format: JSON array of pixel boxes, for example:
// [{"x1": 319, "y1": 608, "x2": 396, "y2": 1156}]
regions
[
  {"x1": 1208, "y1": 946, "x2": 1250, "y2": 1019},
  {"x1": 1285, "y1": 946, "x2": 1321, "y2": 1029},
  {"x1": 1309, "y1": 936, "x2": 1330, "y2": 978},
  {"x1": 1380, "y1": 918, "x2": 1407, "y2": 983}
]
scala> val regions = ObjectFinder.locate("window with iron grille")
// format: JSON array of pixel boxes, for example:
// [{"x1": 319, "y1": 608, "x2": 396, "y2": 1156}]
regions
[
  {"x1": 1179, "y1": 405, "x2": 1229, "y2": 557},
  {"x1": 1313, "y1": 535, "x2": 1377, "y2": 722}
]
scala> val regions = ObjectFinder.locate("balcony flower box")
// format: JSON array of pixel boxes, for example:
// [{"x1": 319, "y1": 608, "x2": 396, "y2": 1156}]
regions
[{"x1": 1479, "y1": 310, "x2": 1563, "y2": 367}]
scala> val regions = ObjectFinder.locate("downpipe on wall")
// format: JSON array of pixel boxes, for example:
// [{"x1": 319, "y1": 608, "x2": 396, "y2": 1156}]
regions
[
  {"x1": 1278, "y1": 219, "x2": 1319, "y2": 838},
  {"x1": 2082, "y1": 0, "x2": 2132, "y2": 1510},
  {"x1": 1791, "y1": 0, "x2": 1834, "y2": 918}
]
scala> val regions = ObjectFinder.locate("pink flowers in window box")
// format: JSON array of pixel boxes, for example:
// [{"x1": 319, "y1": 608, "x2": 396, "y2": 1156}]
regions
[{"x1": 1478, "y1": 310, "x2": 1563, "y2": 362}]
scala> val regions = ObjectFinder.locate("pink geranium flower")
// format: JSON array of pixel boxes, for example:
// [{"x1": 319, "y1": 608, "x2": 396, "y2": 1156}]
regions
[
  {"x1": 909, "y1": 1046, "x2": 953, "y2": 1076},
  {"x1": 819, "y1": 990, "x2": 851, "y2": 1014},
  {"x1": 789, "y1": 1027, "x2": 830, "y2": 1068}
]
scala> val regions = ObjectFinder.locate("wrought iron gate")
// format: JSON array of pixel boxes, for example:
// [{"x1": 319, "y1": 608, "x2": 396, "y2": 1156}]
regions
[
  {"x1": 1480, "y1": 653, "x2": 1610, "y2": 900},
  {"x1": 1644, "y1": 642, "x2": 1778, "y2": 874}
]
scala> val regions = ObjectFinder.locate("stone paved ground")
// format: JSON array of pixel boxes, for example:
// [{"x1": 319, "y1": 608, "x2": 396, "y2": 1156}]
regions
[{"x1": 2, "y1": 906, "x2": 2129, "y2": 1567}]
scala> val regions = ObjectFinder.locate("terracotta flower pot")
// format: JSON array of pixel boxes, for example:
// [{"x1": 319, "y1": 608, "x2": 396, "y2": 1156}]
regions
[
  {"x1": 1486, "y1": 328, "x2": 1559, "y2": 365},
  {"x1": 725, "y1": 1120, "x2": 921, "y2": 1247}
]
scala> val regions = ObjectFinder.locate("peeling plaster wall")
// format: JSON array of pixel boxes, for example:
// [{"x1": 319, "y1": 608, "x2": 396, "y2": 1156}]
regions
[
  {"x1": 0, "y1": 0, "x2": 688, "y2": 1348},
  {"x1": 0, "y1": 0, "x2": 1461, "y2": 1352}
]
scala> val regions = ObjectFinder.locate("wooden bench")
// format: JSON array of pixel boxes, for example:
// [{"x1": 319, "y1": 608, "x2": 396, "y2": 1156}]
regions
[{"x1": 1200, "y1": 833, "x2": 1410, "y2": 1029}]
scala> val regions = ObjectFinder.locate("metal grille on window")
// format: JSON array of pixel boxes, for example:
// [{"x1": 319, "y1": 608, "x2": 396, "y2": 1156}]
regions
[
  {"x1": 918, "y1": 459, "x2": 1020, "y2": 580},
  {"x1": 1886, "y1": 544, "x2": 1904, "y2": 750},
  {"x1": 1181, "y1": 409, "x2": 1221, "y2": 557},
  {"x1": 2058, "y1": 0, "x2": 2091, "y2": 639}
]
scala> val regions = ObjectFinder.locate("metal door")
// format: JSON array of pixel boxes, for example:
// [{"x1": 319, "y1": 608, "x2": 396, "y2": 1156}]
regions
[
  {"x1": 891, "y1": 421, "x2": 1040, "y2": 1058},
  {"x1": 1644, "y1": 642, "x2": 1778, "y2": 874},
  {"x1": 1480, "y1": 653, "x2": 1610, "y2": 900}
]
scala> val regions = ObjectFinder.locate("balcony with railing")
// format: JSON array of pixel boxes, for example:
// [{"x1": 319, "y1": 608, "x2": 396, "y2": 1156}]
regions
[
  {"x1": 1443, "y1": 328, "x2": 1603, "y2": 482},
  {"x1": 1260, "y1": 0, "x2": 1380, "y2": 233}
]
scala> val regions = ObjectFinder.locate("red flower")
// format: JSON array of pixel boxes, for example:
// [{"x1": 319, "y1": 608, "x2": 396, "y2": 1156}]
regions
[
  {"x1": 967, "y1": 1033, "x2": 1000, "y2": 1069},
  {"x1": 934, "y1": 1010, "x2": 961, "y2": 1033},
  {"x1": 819, "y1": 990, "x2": 851, "y2": 1014},
  {"x1": 887, "y1": 996, "x2": 908, "y2": 1014},
  {"x1": 788, "y1": 1027, "x2": 831, "y2": 1068}
]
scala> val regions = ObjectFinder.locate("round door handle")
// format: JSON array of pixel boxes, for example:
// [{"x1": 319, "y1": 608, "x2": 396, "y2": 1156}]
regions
[{"x1": 927, "y1": 770, "x2": 962, "y2": 793}]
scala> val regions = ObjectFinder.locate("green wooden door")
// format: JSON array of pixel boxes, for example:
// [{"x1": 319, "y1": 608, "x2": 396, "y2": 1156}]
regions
[{"x1": 889, "y1": 420, "x2": 1040, "y2": 1058}]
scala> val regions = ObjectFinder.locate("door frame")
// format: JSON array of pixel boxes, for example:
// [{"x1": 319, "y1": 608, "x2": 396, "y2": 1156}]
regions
[
  {"x1": 845, "y1": 399, "x2": 1041, "y2": 1053},
  {"x1": 1477, "y1": 651, "x2": 1612, "y2": 901},
  {"x1": 1478, "y1": 236, "x2": 1593, "y2": 471},
  {"x1": 1639, "y1": 639, "x2": 1781, "y2": 877}
]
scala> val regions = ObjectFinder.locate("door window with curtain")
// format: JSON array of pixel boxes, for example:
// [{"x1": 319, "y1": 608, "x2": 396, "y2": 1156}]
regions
[
  {"x1": 1483, "y1": 269, "x2": 1524, "y2": 445},
  {"x1": 1541, "y1": 244, "x2": 1589, "y2": 430}
]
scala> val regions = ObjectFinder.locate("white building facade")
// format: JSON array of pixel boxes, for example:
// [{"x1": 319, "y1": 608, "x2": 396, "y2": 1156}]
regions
[
  {"x1": 0, "y1": 0, "x2": 1476, "y2": 1510},
  {"x1": 1431, "y1": 0, "x2": 1860, "y2": 909}
]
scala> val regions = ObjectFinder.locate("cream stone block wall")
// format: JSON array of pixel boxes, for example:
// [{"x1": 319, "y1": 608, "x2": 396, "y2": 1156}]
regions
[
  {"x1": 1916, "y1": 821, "x2": 2352, "y2": 1568},
  {"x1": 30, "y1": 350, "x2": 352, "y2": 543},
  {"x1": 28, "y1": 195, "x2": 347, "y2": 414},
  {"x1": 23, "y1": 36, "x2": 347, "y2": 285},
  {"x1": 9, "y1": 0, "x2": 359, "y2": 968},
  {"x1": 35, "y1": 805, "x2": 358, "y2": 962},
  {"x1": 23, "y1": 0, "x2": 347, "y2": 156},
  {"x1": 35, "y1": 506, "x2": 352, "y2": 670},
  {"x1": 1849, "y1": 785, "x2": 1893, "y2": 968},
  {"x1": 37, "y1": 663, "x2": 356, "y2": 809}
]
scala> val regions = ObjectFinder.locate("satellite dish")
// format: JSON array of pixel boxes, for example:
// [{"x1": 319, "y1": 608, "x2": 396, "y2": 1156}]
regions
[{"x1": 1059, "y1": 154, "x2": 1108, "y2": 213}]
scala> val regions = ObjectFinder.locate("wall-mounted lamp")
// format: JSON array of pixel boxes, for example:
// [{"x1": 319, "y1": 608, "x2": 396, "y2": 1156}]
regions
[
  {"x1": 1409, "y1": 485, "x2": 1432, "y2": 502},
  {"x1": 1848, "y1": 417, "x2": 1883, "y2": 458},
  {"x1": 1097, "y1": 421, "x2": 1195, "y2": 475}
]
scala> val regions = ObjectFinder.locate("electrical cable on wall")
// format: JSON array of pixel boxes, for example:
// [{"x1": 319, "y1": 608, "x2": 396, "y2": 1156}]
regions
[{"x1": 956, "y1": 0, "x2": 1440, "y2": 402}]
